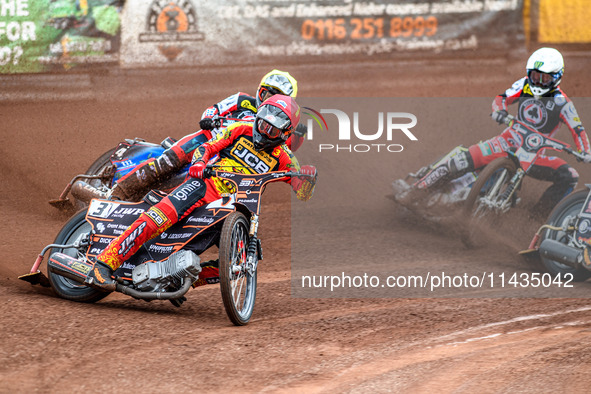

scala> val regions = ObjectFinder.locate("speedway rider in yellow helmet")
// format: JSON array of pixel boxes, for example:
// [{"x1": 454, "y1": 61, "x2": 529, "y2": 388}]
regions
[
  {"x1": 255, "y1": 69, "x2": 299, "y2": 107},
  {"x1": 111, "y1": 69, "x2": 306, "y2": 202}
]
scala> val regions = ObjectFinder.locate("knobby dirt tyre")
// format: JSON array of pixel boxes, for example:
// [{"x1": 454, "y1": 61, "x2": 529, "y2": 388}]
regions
[
  {"x1": 462, "y1": 157, "x2": 517, "y2": 248},
  {"x1": 47, "y1": 209, "x2": 110, "y2": 303},
  {"x1": 538, "y1": 189, "x2": 591, "y2": 281},
  {"x1": 219, "y1": 212, "x2": 257, "y2": 326}
]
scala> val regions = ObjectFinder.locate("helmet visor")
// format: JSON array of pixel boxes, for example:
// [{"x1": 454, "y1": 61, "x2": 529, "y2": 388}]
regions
[{"x1": 529, "y1": 70, "x2": 556, "y2": 89}]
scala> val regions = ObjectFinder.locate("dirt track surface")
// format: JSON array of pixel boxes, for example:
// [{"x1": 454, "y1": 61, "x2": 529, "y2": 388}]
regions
[{"x1": 2, "y1": 54, "x2": 591, "y2": 392}]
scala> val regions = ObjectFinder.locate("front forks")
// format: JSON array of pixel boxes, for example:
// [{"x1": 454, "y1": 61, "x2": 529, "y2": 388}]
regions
[
  {"x1": 245, "y1": 213, "x2": 260, "y2": 277},
  {"x1": 481, "y1": 168, "x2": 524, "y2": 213}
]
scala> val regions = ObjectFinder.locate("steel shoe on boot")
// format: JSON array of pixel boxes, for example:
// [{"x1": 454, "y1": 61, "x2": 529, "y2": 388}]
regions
[
  {"x1": 84, "y1": 260, "x2": 116, "y2": 291},
  {"x1": 110, "y1": 182, "x2": 139, "y2": 201}
]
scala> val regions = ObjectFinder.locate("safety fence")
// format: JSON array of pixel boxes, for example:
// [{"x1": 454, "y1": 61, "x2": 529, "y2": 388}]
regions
[{"x1": 0, "y1": 0, "x2": 586, "y2": 74}]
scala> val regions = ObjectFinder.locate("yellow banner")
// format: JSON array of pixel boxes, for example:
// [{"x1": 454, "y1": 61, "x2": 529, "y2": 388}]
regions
[{"x1": 539, "y1": 0, "x2": 591, "y2": 43}]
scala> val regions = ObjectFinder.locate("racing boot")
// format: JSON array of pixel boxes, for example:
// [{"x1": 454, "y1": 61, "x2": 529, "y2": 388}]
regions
[
  {"x1": 94, "y1": 202, "x2": 180, "y2": 274},
  {"x1": 111, "y1": 149, "x2": 185, "y2": 201},
  {"x1": 84, "y1": 260, "x2": 116, "y2": 291}
]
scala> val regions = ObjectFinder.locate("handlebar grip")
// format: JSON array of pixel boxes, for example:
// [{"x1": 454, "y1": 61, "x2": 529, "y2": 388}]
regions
[
  {"x1": 504, "y1": 114, "x2": 515, "y2": 126},
  {"x1": 203, "y1": 166, "x2": 214, "y2": 179}
]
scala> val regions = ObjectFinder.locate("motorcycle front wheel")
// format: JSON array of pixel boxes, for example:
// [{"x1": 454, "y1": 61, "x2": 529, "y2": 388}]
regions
[
  {"x1": 219, "y1": 212, "x2": 257, "y2": 326},
  {"x1": 47, "y1": 209, "x2": 110, "y2": 303},
  {"x1": 462, "y1": 157, "x2": 517, "y2": 248},
  {"x1": 539, "y1": 189, "x2": 591, "y2": 281}
]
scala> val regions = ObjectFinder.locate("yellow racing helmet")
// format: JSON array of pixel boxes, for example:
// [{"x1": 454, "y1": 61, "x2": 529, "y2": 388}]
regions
[{"x1": 256, "y1": 69, "x2": 298, "y2": 107}]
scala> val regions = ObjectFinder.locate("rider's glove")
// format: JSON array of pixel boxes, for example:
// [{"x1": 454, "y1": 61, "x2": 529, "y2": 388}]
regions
[
  {"x1": 189, "y1": 161, "x2": 206, "y2": 178},
  {"x1": 491, "y1": 110, "x2": 509, "y2": 125},
  {"x1": 293, "y1": 123, "x2": 308, "y2": 138},
  {"x1": 199, "y1": 118, "x2": 215, "y2": 130},
  {"x1": 299, "y1": 165, "x2": 317, "y2": 179},
  {"x1": 292, "y1": 165, "x2": 317, "y2": 188},
  {"x1": 292, "y1": 165, "x2": 317, "y2": 201}
]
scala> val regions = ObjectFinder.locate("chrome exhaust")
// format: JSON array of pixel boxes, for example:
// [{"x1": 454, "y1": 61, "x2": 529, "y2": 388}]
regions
[
  {"x1": 70, "y1": 180, "x2": 108, "y2": 202},
  {"x1": 538, "y1": 238, "x2": 583, "y2": 269}
]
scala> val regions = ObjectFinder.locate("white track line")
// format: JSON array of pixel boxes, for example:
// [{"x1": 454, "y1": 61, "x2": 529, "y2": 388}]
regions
[{"x1": 434, "y1": 306, "x2": 591, "y2": 344}]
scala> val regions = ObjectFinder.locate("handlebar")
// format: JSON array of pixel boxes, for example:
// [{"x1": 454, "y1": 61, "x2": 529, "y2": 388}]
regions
[
  {"x1": 209, "y1": 115, "x2": 255, "y2": 129},
  {"x1": 203, "y1": 165, "x2": 316, "y2": 179},
  {"x1": 501, "y1": 113, "x2": 589, "y2": 161}
]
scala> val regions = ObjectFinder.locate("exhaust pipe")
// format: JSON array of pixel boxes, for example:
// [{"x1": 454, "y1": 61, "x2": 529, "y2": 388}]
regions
[
  {"x1": 539, "y1": 239, "x2": 583, "y2": 269},
  {"x1": 70, "y1": 180, "x2": 108, "y2": 203},
  {"x1": 48, "y1": 252, "x2": 193, "y2": 300}
]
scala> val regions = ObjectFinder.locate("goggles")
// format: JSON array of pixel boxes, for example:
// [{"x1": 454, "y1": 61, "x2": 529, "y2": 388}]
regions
[
  {"x1": 257, "y1": 118, "x2": 288, "y2": 140},
  {"x1": 258, "y1": 86, "x2": 282, "y2": 104},
  {"x1": 529, "y1": 70, "x2": 556, "y2": 88}
]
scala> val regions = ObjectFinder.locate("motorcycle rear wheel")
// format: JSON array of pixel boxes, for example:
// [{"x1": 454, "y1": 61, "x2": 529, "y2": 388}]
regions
[
  {"x1": 47, "y1": 209, "x2": 110, "y2": 303},
  {"x1": 462, "y1": 157, "x2": 517, "y2": 248},
  {"x1": 539, "y1": 189, "x2": 591, "y2": 281},
  {"x1": 219, "y1": 212, "x2": 257, "y2": 326}
]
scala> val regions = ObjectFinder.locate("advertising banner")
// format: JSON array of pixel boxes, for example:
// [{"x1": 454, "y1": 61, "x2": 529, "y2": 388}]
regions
[
  {"x1": 0, "y1": 0, "x2": 122, "y2": 74},
  {"x1": 538, "y1": 0, "x2": 591, "y2": 43},
  {"x1": 120, "y1": 0, "x2": 525, "y2": 68}
]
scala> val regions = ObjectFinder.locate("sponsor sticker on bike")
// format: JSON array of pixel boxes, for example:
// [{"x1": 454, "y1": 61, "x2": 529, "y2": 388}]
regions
[{"x1": 88, "y1": 200, "x2": 120, "y2": 219}]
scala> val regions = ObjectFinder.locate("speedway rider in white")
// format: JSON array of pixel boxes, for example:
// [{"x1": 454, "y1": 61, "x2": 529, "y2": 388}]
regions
[{"x1": 401, "y1": 47, "x2": 591, "y2": 218}]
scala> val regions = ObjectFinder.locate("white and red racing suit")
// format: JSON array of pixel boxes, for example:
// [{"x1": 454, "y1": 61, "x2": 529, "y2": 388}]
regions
[{"x1": 423, "y1": 77, "x2": 589, "y2": 216}]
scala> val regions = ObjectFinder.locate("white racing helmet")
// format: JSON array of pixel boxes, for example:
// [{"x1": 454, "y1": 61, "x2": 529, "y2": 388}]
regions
[{"x1": 526, "y1": 47, "x2": 564, "y2": 97}]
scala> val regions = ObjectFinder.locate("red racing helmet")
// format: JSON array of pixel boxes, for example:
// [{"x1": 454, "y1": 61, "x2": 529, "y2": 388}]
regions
[{"x1": 253, "y1": 95, "x2": 301, "y2": 152}]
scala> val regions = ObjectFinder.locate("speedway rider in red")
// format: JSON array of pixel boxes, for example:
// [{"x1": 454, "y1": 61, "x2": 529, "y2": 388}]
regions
[
  {"x1": 111, "y1": 70, "x2": 306, "y2": 201},
  {"x1": 406, "y1": 47, "x2": 590, "y2": 217},
  {"x1": 85, "y1": 95, "x2": 317, "y2": 290}
]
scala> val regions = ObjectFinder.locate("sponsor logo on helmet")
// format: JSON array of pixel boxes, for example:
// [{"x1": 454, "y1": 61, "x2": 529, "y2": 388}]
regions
[
  {"x1": 276, "y1": 99, "x2": 287, "y2": 109},
  {"x1": 534, "y1": 60, "x2": 544, "y2": 69}
]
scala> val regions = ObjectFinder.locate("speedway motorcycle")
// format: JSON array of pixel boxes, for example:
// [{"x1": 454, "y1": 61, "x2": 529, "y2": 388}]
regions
[
  {"x1": 21, "y1": 166, "x2": 312, "y2": 325},
  {"x1": 391, "y1": 114, "x2": 587, "y2": 247},
  {"x1": 520, "y1": 186, "x2": 591, "y2": 282},
  {"x1": 49, "y1": 116, "x2": 236, "y2": 212}
]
